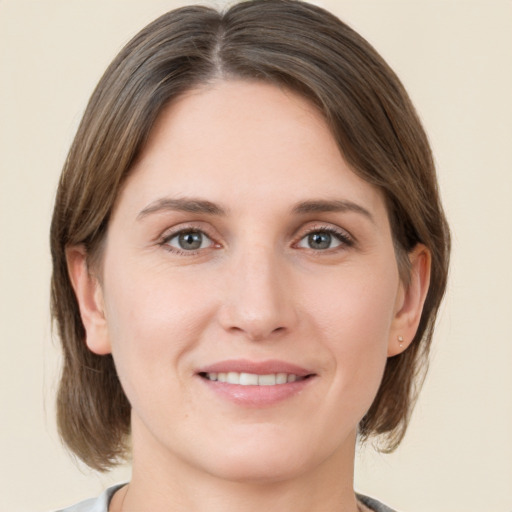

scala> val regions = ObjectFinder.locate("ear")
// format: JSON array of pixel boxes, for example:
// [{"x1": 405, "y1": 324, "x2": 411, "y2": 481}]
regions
[
  {"x1": 66, "y1": 246, "x2": 111, "y2": 355},
  {"x1": 388, "y1": 244, "x2": 431, "y2": 357}
]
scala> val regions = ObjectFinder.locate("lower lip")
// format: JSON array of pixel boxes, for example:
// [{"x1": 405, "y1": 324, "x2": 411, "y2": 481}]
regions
[{"x1": 199, "y1": 376, "x2": 314, "y2": 407}]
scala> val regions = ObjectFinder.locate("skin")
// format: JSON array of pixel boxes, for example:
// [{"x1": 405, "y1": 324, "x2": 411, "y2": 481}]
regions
[{"x1": 68, "y1": 80, "x2": 430, "y2": 512}]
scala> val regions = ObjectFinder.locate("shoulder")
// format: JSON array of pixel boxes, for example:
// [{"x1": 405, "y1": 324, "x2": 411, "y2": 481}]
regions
[
  {"x1": 52, "y1": 484, "x2": 125, "y2": 512},
  {"x1": 357, "y1": 493, "x2": 398, "y2": 512},
  {"x1": 53, "y1": 487, "x2": 395, "y2": 512}
]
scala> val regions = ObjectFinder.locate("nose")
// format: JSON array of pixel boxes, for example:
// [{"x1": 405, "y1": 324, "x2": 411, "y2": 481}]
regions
[{"x1": 218, "y1": 246, "x2": 298, "y2": 342}]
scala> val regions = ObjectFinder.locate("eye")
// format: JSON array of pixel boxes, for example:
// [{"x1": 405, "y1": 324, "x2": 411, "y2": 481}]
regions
[
  {"x1": 296, "y1": 228, "x2": 352, "y2": 251},
  {"x1": 164, "y1": 230, "x2": 213, "y2": 252}
]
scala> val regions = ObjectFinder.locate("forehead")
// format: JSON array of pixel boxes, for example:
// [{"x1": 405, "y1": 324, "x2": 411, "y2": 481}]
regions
[
  {"x1": 138, "y1": 79, "x2": 336, "y2": 172},
  {"x1": 117, "y1": 79, "x2": 386, "y2": 221}
]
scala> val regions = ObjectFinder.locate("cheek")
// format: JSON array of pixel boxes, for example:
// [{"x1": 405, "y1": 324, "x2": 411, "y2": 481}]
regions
[
  {"x1": 105, "y1": 256, "x2": 211, "y2": 336},
  {"x1": 307, "y1": 262, "x2": 398, "y2": 344},
  {"x1": 304, "y1": 264, "x2": 399, "y2": 410},
  {"x1": 101, "y1": 262, "x2": 214, "y2": 398}
]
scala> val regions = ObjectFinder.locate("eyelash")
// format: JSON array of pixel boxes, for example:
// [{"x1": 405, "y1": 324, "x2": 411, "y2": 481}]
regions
[
  {"x1": 296, "y1": 224, "x2": 355, "y2": 251},
  {"x1": 158, "y1": 225, "x2": 217, "y2": 256},
  {"x1": 158, "y1": 223, "x2": 354, "y2": 256}
]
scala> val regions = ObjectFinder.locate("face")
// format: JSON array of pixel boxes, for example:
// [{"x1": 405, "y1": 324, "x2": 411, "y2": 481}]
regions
[{"x1": 81, "y1": 80, "x2": 412, "y2": 483}]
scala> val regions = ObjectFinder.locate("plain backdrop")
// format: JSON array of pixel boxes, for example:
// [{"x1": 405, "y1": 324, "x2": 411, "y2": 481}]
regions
[{"x1": 1, "y1": 1, "x2": 511, "y2": 511}]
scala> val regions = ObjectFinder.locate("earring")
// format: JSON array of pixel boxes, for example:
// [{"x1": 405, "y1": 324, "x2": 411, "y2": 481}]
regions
[{"x1": 397, "y1": 335, "x2": 404, "y2": 347}]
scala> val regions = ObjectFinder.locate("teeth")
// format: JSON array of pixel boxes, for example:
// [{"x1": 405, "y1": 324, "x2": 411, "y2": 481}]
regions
[
  {"x1": 239, "y1": 372, "x2": 258, "y2": 385},
  {"x1": 227, "y1": 372, "x2": 239, "y2": 384},
  {"x1": 276, "y1": 373, "x2": 288, "y2": 384},
  {"x1": 204, "y1": 372, "x2": 303, "y2": 385},
  {"x1": 258, "y1": 374, "x2": 276, "y2": 386}
]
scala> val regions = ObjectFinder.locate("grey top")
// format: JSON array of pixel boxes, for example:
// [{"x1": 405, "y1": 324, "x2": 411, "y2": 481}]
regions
[
  {"x1": 357, "y1": 493, "x2": 397, "y2": 512},
  {"x1": 54, "y1": 485, "x2": 125, "y2": 512},
  {"x1": 55, "y1": 485, "x2": 396, "y2": 512}
]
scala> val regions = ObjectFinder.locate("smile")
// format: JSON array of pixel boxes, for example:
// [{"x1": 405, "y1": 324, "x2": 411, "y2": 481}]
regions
[
  {"x1": 200, "y1": 372, "x2": 306, "y2": 385},
  {"x1": 196, "y1": 360, "x2": 316, "y2": 406}
]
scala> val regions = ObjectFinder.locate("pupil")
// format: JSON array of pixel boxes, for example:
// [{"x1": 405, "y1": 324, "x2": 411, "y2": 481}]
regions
[
  {"x1": 309, "y1": 232, "x2": 331, "y2": 250},
  {"x1": 179, "y1": 232, "x2": 202, "y2": 250}
]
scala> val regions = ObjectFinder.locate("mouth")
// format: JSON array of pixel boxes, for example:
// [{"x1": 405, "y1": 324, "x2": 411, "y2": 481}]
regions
[
  {"x1": 196, "y1": 360, "x2": 316, "y2": 406},
  {"x1": 199, "y1": 371, "x2": 313, "y2": 386}
]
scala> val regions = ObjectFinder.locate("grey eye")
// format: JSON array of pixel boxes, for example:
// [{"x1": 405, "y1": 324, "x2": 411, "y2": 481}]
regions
[
  {"x1": 167, "y1": 231, "x2": 211, "y2": 251},
  {"x1": 297, "y1": 231, "x2": 343, "y2": 250}
]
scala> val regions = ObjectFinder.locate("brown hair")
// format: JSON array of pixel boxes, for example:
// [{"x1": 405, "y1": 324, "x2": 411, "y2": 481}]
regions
[{"x1": 51, "y1": 0, "x2": 450, "y2": 471}]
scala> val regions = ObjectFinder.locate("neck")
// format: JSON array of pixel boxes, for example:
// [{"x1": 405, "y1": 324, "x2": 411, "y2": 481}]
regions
[{"x1": 113, "y1": 421, "x2": 360, "y2": 512}]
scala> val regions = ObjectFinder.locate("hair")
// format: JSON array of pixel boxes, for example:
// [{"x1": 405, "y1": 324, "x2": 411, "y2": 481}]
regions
[{"x1": 50, "y1": 0, "x2": 450, "y2": 471}]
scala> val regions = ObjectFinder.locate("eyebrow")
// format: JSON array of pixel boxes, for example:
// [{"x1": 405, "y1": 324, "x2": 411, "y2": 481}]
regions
[
  {"x1": 292, "y1": 199, "x2": 374, "y2": 223},
  {"x1": 137, "y1": 196, "x2": 373, "y2": 223},
  {"x1": 137, "y1": 197, "x2": 227, "y2": 219}
]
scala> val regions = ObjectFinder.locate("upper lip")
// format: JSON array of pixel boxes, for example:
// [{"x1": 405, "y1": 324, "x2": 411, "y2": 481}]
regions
[{"x1": 197, "y1": 359, "x2": 314, "y2": 377}]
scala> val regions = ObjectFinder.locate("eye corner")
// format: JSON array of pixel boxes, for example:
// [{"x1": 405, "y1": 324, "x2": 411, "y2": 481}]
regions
[
  {"x1": 158, "y1": 225, "x2": 221, "y2": 255},
  {"x1": 293, "y1": 224, "x2": 355, "y2": 252}
]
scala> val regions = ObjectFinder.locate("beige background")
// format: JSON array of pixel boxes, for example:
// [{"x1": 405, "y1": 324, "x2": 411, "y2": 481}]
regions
[{"x1": 1, "y1": 0, "x2": 511, "y2": 511}]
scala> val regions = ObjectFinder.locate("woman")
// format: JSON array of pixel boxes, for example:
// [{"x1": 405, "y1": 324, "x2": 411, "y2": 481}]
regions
[{"x1": 50, "y1": 1, "x2": 450, "y2": 511}]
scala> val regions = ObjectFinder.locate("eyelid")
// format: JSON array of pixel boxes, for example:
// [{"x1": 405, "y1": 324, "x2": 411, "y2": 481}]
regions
[
  {"x1": 155, "y1": 221, "x2": 355, "y2": 255},
  {"x1": 293, "y1": 223, "x2": 355, "y2": 249},
  {"x1": 158, "y1": 223, "x2": 222, "y2": 254}
]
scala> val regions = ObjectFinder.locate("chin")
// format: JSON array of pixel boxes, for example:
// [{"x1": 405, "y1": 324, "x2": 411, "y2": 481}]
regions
[
  {"x1": 192, "y1": 427, "x2": 338, "y2": 484},
  {"x1": 204, "y1": 450, "x2": 312, "y2": 484}
]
